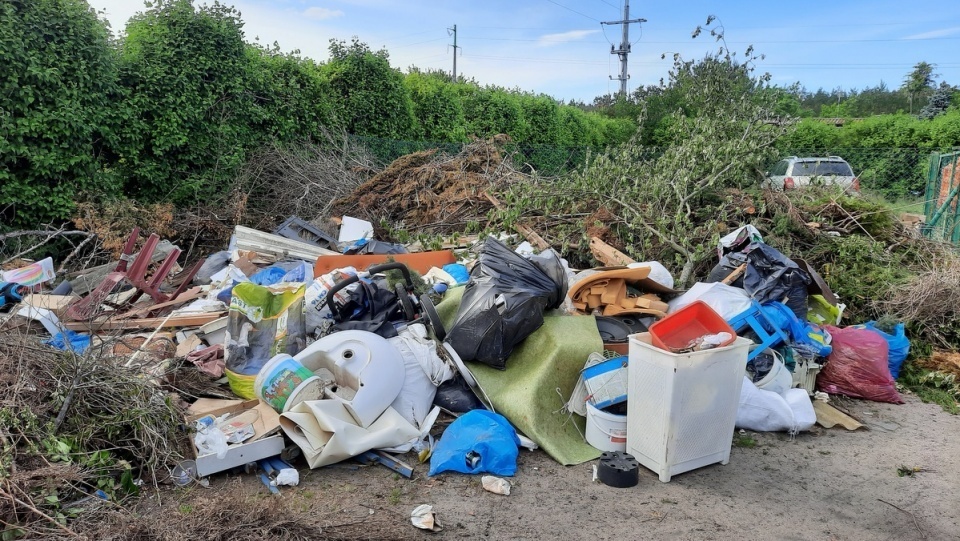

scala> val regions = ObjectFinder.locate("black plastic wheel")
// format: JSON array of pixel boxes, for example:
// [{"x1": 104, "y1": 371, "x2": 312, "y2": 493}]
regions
[
  {"x1": 395, "y1": 282, "x2": 416, "y2": 320},
  {"x1": 419, "y1": 293, "x2": 446, "y2": 341}
]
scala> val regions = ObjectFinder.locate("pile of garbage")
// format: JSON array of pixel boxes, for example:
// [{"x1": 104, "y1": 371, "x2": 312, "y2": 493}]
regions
[{"x1": 0, "y1": 182, "x2": 927, "y2": 535}]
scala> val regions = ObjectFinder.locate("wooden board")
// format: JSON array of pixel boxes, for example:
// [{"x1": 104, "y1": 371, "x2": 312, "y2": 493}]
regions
[
  {"x1": 588, "y1": 237, "x2": 636, "y2": 267},
  {"x1": 63, "y1": 311, "x2": 226, "y2": 332},
  {"x1": 813, "y1": 401, "x2": 863, "y2": 430}
]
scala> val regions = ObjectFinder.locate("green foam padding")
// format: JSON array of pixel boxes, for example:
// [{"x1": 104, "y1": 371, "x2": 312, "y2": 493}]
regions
[{"x1": 437, "y1": 286, "x2": 603, "y2": 465}]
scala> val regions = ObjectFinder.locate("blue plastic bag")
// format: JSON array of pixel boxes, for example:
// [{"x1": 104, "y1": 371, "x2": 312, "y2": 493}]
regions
[
  {"x1": 442, "y1": 263, "x2": 470, "y2": 285},
  {"x1": 250, "y1": 266, "x2": 287, "y2": 286},
  {"x1": 856, "y1": 321, "x2": 910, "y2": 379},
  {"x1": 761, "y1": 302, "x2": 832, "y2": 358},
  {"x1": 428, "y1": 410, "x2": 521, "y2": 476}
]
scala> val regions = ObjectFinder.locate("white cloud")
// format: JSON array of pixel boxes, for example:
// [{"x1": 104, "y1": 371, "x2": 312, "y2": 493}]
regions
[
  {"x1": 536, "y1": 29, "x2": 599, "y2": 47},
  {"x1": 904, "y1": 26, "x2": 960, "y2": 40},
  {"x1": 303, "y1": 6, "x2": 344, "y2": 20}
]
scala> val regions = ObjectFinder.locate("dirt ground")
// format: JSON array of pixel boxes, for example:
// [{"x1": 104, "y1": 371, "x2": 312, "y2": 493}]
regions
[{"x1": 146, "y1": 392, "x2": 959, "y2": 541}]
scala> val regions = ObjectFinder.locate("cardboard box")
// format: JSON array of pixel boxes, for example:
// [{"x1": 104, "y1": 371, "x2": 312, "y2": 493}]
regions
[
  {"x1": 185, "y1": 399, "x2": 285, "y2": 477},
  {"x1": 23, "y1": 294, "x2": 78, "y2": 318}
]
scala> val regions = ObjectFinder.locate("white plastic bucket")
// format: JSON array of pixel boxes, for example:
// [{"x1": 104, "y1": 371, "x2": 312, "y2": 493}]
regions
[
  {"x1": 585, "y1": 402, "x2": 627, "y2": 452},
  {"x1": 255, "y1": 354, "x2": 323, "y2": 413},
  {"x1": 754, "y1": 355, "x2": 792, "y2": 396}
]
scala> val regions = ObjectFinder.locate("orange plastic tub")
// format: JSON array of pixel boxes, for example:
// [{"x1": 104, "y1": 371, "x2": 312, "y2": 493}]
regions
[{"x1": 648, "y1": 301, "x2": 736, "y2": 352}]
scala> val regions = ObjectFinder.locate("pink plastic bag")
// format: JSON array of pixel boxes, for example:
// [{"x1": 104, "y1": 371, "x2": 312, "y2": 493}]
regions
[{"x1": 817, "y1": 325, "x2": 903, "y2": 404}]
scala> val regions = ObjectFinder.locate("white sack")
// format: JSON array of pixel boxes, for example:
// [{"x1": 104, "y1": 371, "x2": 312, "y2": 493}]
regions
[
  {"x1": 668, "y1": 281, "x2": 753, "y2": 321},
  {"x1": 388, "y1": 323, "x2": 453, "y2": 427}
]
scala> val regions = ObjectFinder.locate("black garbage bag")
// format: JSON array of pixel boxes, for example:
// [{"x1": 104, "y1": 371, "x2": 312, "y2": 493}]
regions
[
  {"x1": 743, "y1": 242, "x2": 811, "y2": 320},
  {"x1": 445, "y1": 236, "x2": 567, "y2": 369},
  {"x1": 330, "y1": 280, "x2": 403, "y2": 338},
  {"x1": 433, "y1": 375, "x2": 487, "y2": 413},
  {"x1": 705, "y1": 252, "x2": 749, "y2": 288}
]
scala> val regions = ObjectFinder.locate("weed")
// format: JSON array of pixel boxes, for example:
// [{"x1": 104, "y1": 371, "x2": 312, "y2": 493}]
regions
[
  {"x1": 818, "y1": 450, "x2": 831, "y2": 455},
  {"x1": 389, "y1": 487, "x2": 402, "y2": 505},
  {"x1": 733, "y1": 434, "x2": 757, "y2": 448},
  {"x1": 179, "y1": 504, "x2": 194, "y2": 514},
  {"x1": 661, "y1": 498, "x2": 678, "y2": 505},
  {"x1": 898, "y1": 362, "x2": 960, "y2": 414},
  {"x1": 897, "y1": 465, "x2": 928, "y2": 477}
]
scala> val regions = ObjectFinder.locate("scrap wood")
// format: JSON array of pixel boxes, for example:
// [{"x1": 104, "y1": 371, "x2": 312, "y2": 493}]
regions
[
  {"x1": 62, "y1": 311, "x2": 225, "y2": 332},
  {"x1": 116, "y1": 286, "x2": 205, "y2": 319},
  {"x1": 721, "y1": 263, "x2": 748, "y2": 285},
  {"x1": 813, "y1": 401, "x2": 863, "y2": 430},
  {"x1": 484, "y1": 192, "x2": 550, "y2": 251},
  {"x1": 588, "y1": 236, "x2": 636, "y2": 267}
]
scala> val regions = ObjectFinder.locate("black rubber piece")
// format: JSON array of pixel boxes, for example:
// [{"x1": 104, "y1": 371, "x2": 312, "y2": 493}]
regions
[
  {"x1": 420, "y1": 293, "x2": 446, "y2": 341},
  {"x1": 597, "y1": 451, "x2": 640, "y2": 488},
  {"x1": 396, "y1": 283, "x2": 416, "y2": 320}
]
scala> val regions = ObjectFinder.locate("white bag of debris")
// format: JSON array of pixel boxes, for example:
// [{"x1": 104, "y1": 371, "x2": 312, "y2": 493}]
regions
[
  {"x1": 388, "y1": 323, "x2": 454, "y2": 428},
  {"x1": 736, "y1": 377, "x2": 815, "y2": 434}
]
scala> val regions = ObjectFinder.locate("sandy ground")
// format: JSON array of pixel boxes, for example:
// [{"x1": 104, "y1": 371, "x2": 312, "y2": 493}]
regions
[{"x1": 159, "y1": 393, "x2": 959, "y2": 541}]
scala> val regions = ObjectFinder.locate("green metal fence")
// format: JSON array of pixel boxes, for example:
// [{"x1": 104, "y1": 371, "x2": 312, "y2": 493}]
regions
[{"x1": 923, "y1": 151, "x2": 960, "y2": 242}]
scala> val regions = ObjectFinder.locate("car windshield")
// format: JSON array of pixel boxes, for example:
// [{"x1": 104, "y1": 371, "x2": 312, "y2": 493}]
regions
[{"x1": 793, "y1": 161, "x2": 853, "y2": 176}]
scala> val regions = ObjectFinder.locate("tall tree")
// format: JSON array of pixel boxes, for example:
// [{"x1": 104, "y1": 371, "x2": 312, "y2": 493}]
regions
[{"x1": 902, "y1": 61, "x2": 936, "y2": 114}]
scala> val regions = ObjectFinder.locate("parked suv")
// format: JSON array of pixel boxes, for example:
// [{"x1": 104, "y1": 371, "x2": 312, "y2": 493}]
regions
[{"x1": 764, "y1": 156, "x2": 859, "y2": 192}]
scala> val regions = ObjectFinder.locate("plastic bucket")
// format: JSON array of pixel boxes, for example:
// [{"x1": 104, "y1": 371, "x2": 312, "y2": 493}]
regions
[
  {"x1": 585, "y1": 402, "x2": 627, "y2": 452},
  {"x1": 255, "y1": 354, "x2": 323, "y2": 413},
  {"x1": 226, "y1": 369, "x2": 257, "y2": 399},
  {"x1": 754, "y1": 355, "x2": 792, "y2": 396}
]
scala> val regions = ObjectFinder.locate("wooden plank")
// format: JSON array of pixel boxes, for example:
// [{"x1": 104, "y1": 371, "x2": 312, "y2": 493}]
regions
[
  {"x1": 588, "y1": 237, "x2": 636, "y2": 267},
  {"x1": 721, "y1": 263, "x2": 748, "y2": 285},
  {"x1": 116, "y1": 286, "x2": 205, "y2": 319},
  {"x1": 63, "y1": 311, "x2": 225, "y2": 332},
  {"x1": 483, "y1": 192, "x2": 550, "y2": 251},
  {"x1": 813, "y1": 401, "x2": 863, "y2": 430}
]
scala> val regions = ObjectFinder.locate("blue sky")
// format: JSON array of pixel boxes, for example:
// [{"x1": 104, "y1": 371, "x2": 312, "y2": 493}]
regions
[{"x1": 94, "y1": 0, "x2": 960, "y2": 102}]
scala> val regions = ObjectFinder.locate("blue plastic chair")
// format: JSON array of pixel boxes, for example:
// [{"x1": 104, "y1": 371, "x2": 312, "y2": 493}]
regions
[{"x1": 726, "y1": 300, "x2": 789, "y2": 362}]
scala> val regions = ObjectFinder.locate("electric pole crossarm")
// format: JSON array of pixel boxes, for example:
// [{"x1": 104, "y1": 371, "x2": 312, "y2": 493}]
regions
[{"x1": 601, "y1": 0, "x2": 644, "y2": 97}]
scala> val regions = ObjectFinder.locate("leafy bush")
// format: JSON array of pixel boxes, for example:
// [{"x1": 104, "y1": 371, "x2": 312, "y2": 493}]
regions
[{"x1": 0, "y1": 0, "x2": 122, "y2": 228}]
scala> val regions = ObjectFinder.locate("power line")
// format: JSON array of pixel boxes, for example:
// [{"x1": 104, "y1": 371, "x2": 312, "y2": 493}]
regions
[
  {"x1": 543, "y1": 0, "x2": 600, "y2": 22},
  {"x1": 601, "y1": 0, "x2": 644, "y2": 96}
]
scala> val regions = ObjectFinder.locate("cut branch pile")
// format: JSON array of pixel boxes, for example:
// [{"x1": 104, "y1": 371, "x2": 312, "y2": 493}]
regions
[{"x1": 332, "y1": 137, "x2": 526, "y2": 236}]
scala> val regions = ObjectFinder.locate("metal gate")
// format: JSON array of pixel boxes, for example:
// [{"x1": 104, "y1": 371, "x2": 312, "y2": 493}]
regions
[{"x1": 923, "y1": 151, "x2": 960, "y2": 242}]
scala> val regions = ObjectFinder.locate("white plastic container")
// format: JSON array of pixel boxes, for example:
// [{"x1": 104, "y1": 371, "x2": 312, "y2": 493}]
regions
[
  {"x1": 627, "y1": 332, "x2": 751, "y2": 482},
  {"x1": 584, "y1": 402, "x2": 627, "y2": 452},
  {"x1": 791, "y1": 358, "x2": 822, "y2": 395},
  {"x1": 753, "y1": 355, "x2": 792, "y2": 396}
]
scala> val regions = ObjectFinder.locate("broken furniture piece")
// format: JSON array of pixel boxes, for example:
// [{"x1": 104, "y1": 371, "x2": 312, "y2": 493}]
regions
[
  {"x1": 273, "y1": 215, "x2": 339, "y2": 251},
  {"x1": 65, "y1": 228, "x2": 205, "y2": 321}
]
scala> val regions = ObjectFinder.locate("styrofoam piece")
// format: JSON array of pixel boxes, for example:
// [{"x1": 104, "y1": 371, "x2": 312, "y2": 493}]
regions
[
  {"x1": 16, "y1": 305, "x2": 65, "y2": 336},
  {"x1": 338, "y1": 216, "x2": 374, "y2": 243},
  {"x1": 627, "y1": 332, "x2": 750, "y2": 482},
  {"x1": 295, "y1": 330, "x2": 405, "y2": 428}
]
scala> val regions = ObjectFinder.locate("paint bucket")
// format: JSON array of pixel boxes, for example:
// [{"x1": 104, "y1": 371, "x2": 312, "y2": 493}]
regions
[
  {"x1": 255, "y1": 354, "x2": 324, "y2": 413},
  {"x1": 585, "y1": 402, "x2": 627, "y2": 452},
  {"x1": 754, "y1": 355, "x2": 792, "y2": 396}
]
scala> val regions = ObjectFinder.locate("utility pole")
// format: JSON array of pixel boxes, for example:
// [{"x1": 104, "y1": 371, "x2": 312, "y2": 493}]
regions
[
  {"x1": 601, "y1": 1, "x2": 646, "y2": 97},
  {"x1": 448, "y1": 24, "x2": 460, "y2": 83}
]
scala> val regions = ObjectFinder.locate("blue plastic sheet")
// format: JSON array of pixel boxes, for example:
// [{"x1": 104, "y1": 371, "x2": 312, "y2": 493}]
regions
[
  {"x1": 43, "y1": 330, "x2": 90, "y2": 354},
  {"x1": 855, "y1": 321, "x2": 910, "y2": 379},
  {"x1": 428, "y1": 410, "x2": 521, "y2": 476}
]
